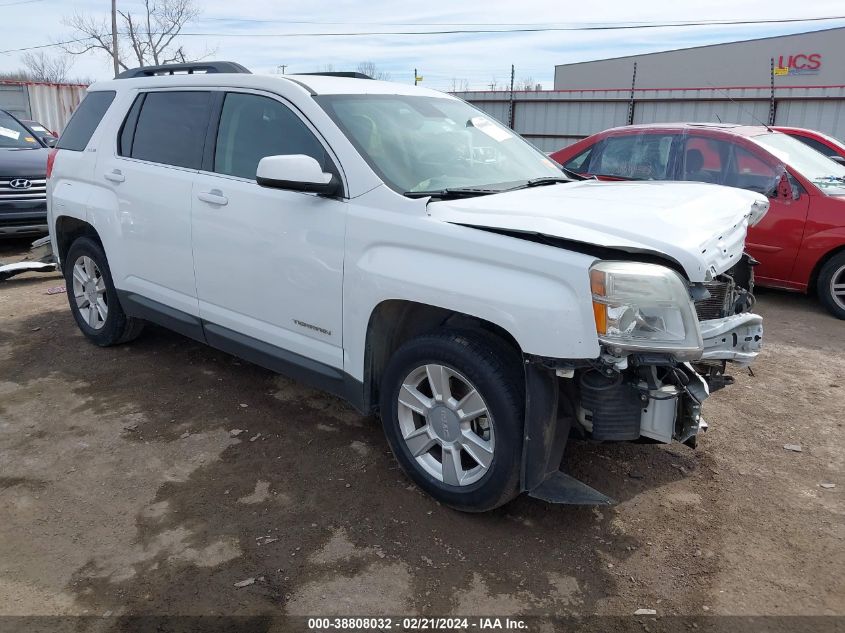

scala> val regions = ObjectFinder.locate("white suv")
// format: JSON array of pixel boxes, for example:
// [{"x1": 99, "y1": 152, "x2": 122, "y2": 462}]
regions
[{"x1": 47, "y1": 62, "x2": 767, "y2": 511}]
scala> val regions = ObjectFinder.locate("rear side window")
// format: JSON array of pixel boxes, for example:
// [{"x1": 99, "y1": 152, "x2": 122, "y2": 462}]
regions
[
  {"x1": 127, "y1": 91, "x2": 211, "y2": 169},
  {"x1": 57, "y1": 91, "x2": 115, "y2": 151},
  {"x1": 213, "y1": 92, "x2": 328, "y2": 179},
  {"x1": 791, "y1": 135, "x2": 836, "y2": 158},
  {"x1": 593, "y1": 134, "x2": 675, "y2": 180}
]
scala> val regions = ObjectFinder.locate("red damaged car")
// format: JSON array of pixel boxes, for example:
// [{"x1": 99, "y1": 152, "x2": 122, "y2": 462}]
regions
[{"x1": 552, "y1": 123, "x2": 845, "y2": 318}]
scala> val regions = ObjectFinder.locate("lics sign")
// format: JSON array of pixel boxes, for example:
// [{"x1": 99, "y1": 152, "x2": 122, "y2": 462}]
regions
[{"x1": 775, "y1": 53, "x2": 823, "y2": 76}]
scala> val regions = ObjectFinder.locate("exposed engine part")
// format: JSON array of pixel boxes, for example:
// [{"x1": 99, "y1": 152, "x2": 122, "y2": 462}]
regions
[
  {"x1": 578, "y1": 370, "x2": 643, "y2": 441},
  {"x1": 575, "y1": 360, "x2": 712, "y2": 446},
  {"x1": 693, "y1": 253, "x2": 756, "y2": 320},
  {"x1": 639, "y1": 383, "x2": 680, "y2": 443}
]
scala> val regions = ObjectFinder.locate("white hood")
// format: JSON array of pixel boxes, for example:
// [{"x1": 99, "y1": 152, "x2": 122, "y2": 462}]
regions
[{"x1": 428, "y1": 180, "x2": 769, "y2": 282}]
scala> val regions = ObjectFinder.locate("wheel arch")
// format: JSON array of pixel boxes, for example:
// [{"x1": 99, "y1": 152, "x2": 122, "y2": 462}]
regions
[
  {"x1": 808, "y1": 243, "x2": 845, "y2": 292},
  {"x1": 361, "y1": 299, "x2": 523, "y2": 414},
  {"x1": 54, "y1": 215, "x2": 103, "y2": 272}
]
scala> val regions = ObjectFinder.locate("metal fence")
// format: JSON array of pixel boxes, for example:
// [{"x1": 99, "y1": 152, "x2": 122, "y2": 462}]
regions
[
  {"x1": 0, "y1": 81, "x2": 88, "y2": 133},
  {"x1": 453, "y1": 85, "x2": 845, "y2": 153}
]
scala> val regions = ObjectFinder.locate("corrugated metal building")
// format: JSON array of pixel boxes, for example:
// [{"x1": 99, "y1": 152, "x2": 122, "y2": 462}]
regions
[
  {"x1": 0, "y1": 81, "x2": 88, "y2": 133},
  {"x1": 454, "y1": 27, "x2": 845, "y2": 153}
]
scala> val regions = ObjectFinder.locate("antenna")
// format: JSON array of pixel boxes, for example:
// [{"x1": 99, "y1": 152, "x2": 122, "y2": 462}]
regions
[{"x1": 703, "y1": 79, "x2": 773, "y2": 132}]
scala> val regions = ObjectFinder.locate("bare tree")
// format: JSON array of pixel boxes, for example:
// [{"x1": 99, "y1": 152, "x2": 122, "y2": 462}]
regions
[
  {"x1": 450, "y1": 77, "x2": 469, "y2": 92},
  {"x1": 516, "y1": 77, "x2": 537, "y2": 91},
  {"x1": 20, "y1": 51, "x2": 74, "y2": 83},
  {"x1": 356, "y1": 61, "x2": 391, "y2": 81},
  {"x1": 488, "y1": 78, "x2": 498, "y2": 91},
  {"x1": 60, "y1": 0, "x2": 202, "y2": 72}
]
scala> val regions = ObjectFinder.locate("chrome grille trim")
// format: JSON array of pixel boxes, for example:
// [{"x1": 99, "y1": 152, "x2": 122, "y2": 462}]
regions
[{"x1": 0, "y1": 177, "x2": 47, "y2": 200}]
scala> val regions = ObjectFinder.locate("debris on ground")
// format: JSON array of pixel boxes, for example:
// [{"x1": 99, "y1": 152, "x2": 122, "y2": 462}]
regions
[
  {"x1": 46, "y1": 285, "x2": 66, "y2": 295},
  {"x1": 179, "y1": 431, "x2": 190, "y2": 439},
  {"x1": 634, "y1": 608, "x2": 657, "y2": 615},
  {"x1": 249, "y1": 433, "x2": 261, "y2": 442},
  {"x1": 783, "y1": 444, "x2": 803, "y2": 452},
  {"x1": 256, "y1": 536, "x2": 279, "y2": 546},
  {"x1": 819, "y1": 483, "x2": 836, "y2": 489},
  {"x1": 229, "y1": 429, "x2": 244, "y2": 437},
  {"x1": 233, "y1": 577, "x2": 255, "y2": 588}
]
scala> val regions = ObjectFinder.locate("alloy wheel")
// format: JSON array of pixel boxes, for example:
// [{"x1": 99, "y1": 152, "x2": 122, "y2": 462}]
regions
[
  {"x1": 396, "y1": 364, "x2": 495, "y2": 486},
  {"x1": 831, "y1": 263, "x2": 845, "y2": 311},
  {"x1": 71, "y1": 255, "x2": 108, "y2": 330}
]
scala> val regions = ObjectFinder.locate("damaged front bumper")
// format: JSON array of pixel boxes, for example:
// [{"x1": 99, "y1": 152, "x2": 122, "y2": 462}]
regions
[
  {"x1": 700, "y1": 312, "x2": 763, "y2": 365},
  {"x1": 521, "y1": 311, "x2": 763, "y2": 505}
]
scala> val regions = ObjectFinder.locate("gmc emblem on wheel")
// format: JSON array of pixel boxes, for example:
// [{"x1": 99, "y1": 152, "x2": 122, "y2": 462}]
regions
[
  {"x1": 9, "y1": 179, "x2": 32, "y2": 190},
  {"x1": 439, "y1": 409, "x2": 450, "y2": 439}
]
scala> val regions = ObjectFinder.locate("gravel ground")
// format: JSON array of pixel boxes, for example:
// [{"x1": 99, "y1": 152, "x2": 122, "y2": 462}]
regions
[{"x1": 1, "y1": 238, "x2": 843, "y2": 628}]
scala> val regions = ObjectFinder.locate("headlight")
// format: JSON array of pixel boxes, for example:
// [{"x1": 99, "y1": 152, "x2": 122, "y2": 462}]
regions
[{"x1": 590, "y1": 261, "x2": 703, "y2": 358}]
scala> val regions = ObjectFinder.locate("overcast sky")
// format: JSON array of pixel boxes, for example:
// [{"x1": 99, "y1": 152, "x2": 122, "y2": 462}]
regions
[{"x1": 1, "y1": 0, "x2": 844, "y2": 89}]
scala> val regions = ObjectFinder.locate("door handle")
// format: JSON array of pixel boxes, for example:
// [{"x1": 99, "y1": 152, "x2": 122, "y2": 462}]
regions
[
  {"x1": 197, "y1": 189, "x2": 228, "y2": 206},
  {"x1": 104, "y1": 169, "x2": 125, "y2": 183}
]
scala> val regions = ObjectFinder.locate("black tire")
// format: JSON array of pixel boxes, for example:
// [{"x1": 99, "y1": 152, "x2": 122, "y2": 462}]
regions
[
  {"x1": 817, "y1": 251, "x2": 845, "y2": 319},
  {"x1": 379, "y1": 329, "x2": 524, "y2": 512},
  {"x1": 64, "y1": 236, "x2": 145, "y2": 346}
]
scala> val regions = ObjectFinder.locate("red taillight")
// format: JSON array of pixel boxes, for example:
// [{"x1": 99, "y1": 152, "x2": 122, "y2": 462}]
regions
[{"x1": 46, "y1": 148, "x2": 58, "y2": 179}]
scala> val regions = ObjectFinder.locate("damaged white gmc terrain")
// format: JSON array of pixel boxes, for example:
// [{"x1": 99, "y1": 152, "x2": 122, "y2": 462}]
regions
[{"x1": 47, "y1": 63, "x2": 767, "y2": 511}]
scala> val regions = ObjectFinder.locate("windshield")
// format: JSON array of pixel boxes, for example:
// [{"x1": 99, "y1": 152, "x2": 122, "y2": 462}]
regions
[
  {"x1": 752, "y1": 132, "x2": 845, "y2": 194},
  {"x1": 0, "y1": 112, "x2": 42, "y2": 149},
  {"x1": 316, "y1": 94, "x2": 563, "y2": 193}
]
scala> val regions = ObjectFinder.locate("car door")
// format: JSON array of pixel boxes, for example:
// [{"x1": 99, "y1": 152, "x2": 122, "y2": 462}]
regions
[
  {"x1": 725, "y1": 141, "x2": 809, "y2": 285},
  {"x1": 97, "y1": 89, "x2": 212, "y2": 320},
  {"x1": 190, "y1": 90, "x2": 347, "y2": 370}
]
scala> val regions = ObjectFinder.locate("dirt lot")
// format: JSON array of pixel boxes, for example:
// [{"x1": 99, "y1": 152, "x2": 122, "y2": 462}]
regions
[{"x1": 1, "y1": 238, "x2": 843, "y2": 627}]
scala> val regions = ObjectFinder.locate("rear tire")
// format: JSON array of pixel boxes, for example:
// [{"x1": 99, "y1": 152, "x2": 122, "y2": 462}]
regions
[
  {"x1": 817, "y1": 251, "x2": 845, "y2": 319},
  {"x1": 379, "y1": 329, "x2": 524, "y2": 512},
  {"x1": 64, "y1": 236, "x2": 144, "y2": 346}
]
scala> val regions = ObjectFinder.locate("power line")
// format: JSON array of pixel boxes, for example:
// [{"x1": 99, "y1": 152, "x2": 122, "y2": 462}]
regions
[
  {"x1": 0, "y1": 0, "x2": 43, "y2": 6},
  {"x1": 2, "y1": 14, "x2": 845, "y2": 55},
  {"x1": 195, "y1": 14, "x2": 845, "y2": 28}
]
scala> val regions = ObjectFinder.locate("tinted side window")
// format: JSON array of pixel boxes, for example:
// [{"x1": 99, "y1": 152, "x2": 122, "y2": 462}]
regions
[
  {"x1": 563, "y1": 146, "x2": 593, "y2": 173},
  {"x1": 130, "y1": 91, "x2": 211, "y2": 169},
  {"x1": 791, "y1": 135, "x2": 836, "y2": 157},
  {"x1": 593, "y1": 134, "x2": 675, "y2": 180},
  {"x1": 57, "y1": 91, "x2": 115, "y2": 151},
  {"x1": 214, "y1": 92, "x2": 328, "y2": 180},
  {"x1": 118, "y1": 94, "x2": 144, "y2": 157}
]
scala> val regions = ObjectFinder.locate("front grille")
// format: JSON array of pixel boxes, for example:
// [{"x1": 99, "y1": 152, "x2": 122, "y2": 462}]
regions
[
  {"x1": 695, "y1": 280, "x2": 730, "y2": 320},
  {"x1": 0, "y1": 177, "x2": 46, "y2": 201}
]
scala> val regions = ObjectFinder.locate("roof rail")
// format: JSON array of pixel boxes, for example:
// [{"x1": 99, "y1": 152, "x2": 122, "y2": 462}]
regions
[
  {"x1": 294, "y1": 72, "x2": 372, "y2": 80},
  {"x1": 116, "y1": 61, "x2": 251, "y2": 79}
]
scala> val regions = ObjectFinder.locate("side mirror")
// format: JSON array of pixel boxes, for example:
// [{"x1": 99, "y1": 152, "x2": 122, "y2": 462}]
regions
[
  {"x1": 41, "y1": 135, "x2": 57, "y2": 147},
  {"x1": 256, "y1": 154, "x2": 339, "y2": 196},
  {"x1": 768, "y1": 172, "x2": 799, "y2": 202}
]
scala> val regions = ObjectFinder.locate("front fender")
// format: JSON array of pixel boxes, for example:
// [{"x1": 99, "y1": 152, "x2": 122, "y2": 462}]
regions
[{"x1": 342, "y1": 195, "x2": 601, "y2": 382}]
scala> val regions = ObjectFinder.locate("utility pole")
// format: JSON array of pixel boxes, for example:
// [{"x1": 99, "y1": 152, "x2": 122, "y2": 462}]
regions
[
  {"x1": 111, "y1": 0, "x2": 119, "y2": 77},
  {"x1": 626, "y1": 62, "x2": 637, "y2": 126},
  {"x1": 507, "y1": 64, "x2": 515, "y2": 129},
  {"x1": 414, "y1": 68, "x2": 418, "y2": 86},
  {"x1": 277, "y1": 64, "x2": 287, "y2": 74}
]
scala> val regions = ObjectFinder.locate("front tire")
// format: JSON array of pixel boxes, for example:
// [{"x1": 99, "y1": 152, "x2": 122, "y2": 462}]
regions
[
  {"x1": 64, "y1": 236, "x2": 144, "y2": 346},
  {"x1": 818, "y1": 251, "x2": 845, "y2": 319},
  {"x1": 379, "y1": 329, "x2": 524, "y2": 512}
]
